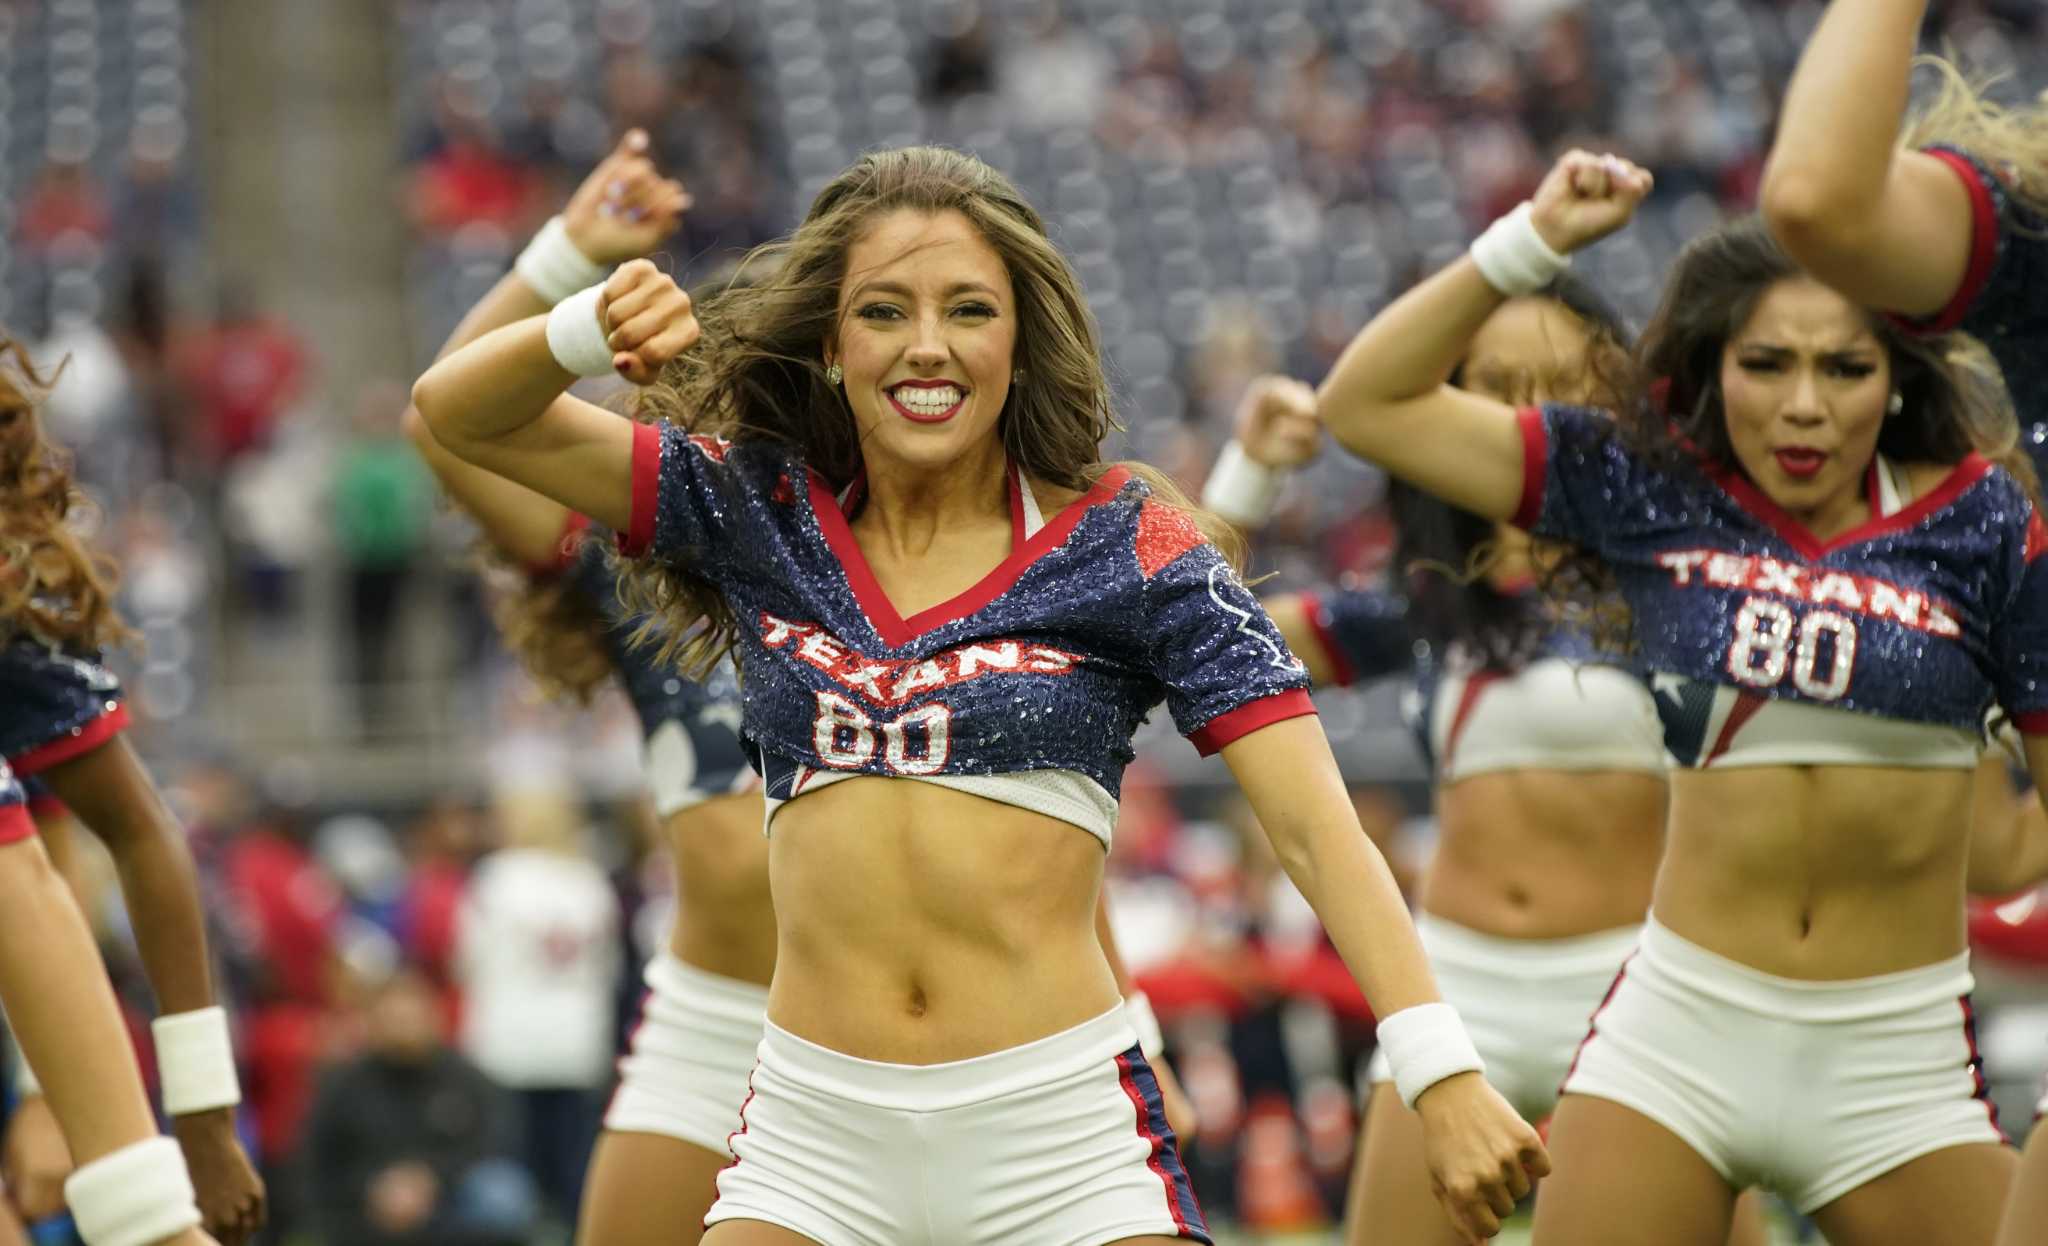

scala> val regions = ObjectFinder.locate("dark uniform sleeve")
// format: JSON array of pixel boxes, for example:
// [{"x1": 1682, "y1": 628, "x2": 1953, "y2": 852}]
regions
[
  {"x1": 616, "y1": 423, "x2": 743, "y2": 564},
  {"x1": 1509, "y1": 402, "x2": 1658, "y2": 559},
  {"x1": 1294, "y1": 589, "x2": 1415, "y2": 687},
  {"x1": 0, "y1": 639, "x2": 129, "y2": 775},
  {"x1": 1139, "y1": 502, "x2": 1316, "y2": 755},
  {"x1": 1994, "y1": 504, "x2": 2048, "y2": 735}
]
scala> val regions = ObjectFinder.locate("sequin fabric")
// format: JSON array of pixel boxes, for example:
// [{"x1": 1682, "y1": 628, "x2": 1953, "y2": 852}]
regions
[
  {"x1": 0, "y1": 636, "x2": 128, "y2": 771},
  {"x1": 620, "y1": 424, "x2": 1314, "y2": 805},
  {"x1": 1521, "y1": 403, "x2": 2048, "y2": 735},
  {"x1": 559, "y1": 533, "x2": 753, "y2": 804},
  {"x1": 1908, "y1": 145, "x2": 2048, "y2": 475}
]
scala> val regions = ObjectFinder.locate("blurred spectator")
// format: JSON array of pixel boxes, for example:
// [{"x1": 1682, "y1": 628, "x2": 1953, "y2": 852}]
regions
[
  {"x1": 407, "y1": 120, "x2": 538, "y2": 236},
  {"x1": 997, "y1": 9, "x2": 1111, "y2": 130},
  {"x1": 331, "y1": 381, "x2": 435, "y2": 724},
  {"x1": 303, "y1": 966, "x2": 533, "y2": 1246},
  {"x1": 16, "y1": 160, "x2": 113, "y2": 253},
  {"x1": 455, "y1": 786, "x2": 621, "y2": 1223},
  {"x1": 171, "y1": 285, "x2": 308, "y2": 469}
]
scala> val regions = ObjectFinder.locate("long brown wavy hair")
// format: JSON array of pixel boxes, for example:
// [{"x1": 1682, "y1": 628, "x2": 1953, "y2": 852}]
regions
[
  {"x1": 1559, "y1": 216, "x2": 2031, "y2": 646},
  {"x1": 1904, "y1": 56, "x2": 2048, "y2": 221},
  {"x1": 621, "y1": 145, "x2": 1240, "y2": 675},
  {"x1": 0, "y1": 338, "x2": 134, "y2": 651},
  {"x1": 479, "y1": 532, "x2": 615, "y2": 704}
]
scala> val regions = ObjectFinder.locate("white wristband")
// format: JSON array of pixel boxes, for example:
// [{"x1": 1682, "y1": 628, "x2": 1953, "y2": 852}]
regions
[
  {"x1": 1469, "y1": 201, "x2": 1569, "y2": 297},
  {"x1": 1201, "y1": 441, "x2": 1285, "y2": 528},
  {"x1": 1125, "y1": 991, "x2": 1166, "y2": 1061},
  {"x1": 64, "y1": 1137, "x2": 201, "y2": 1246},
  {"x1": 152, "y1": 1006, "x2": 242, "y2": 1116},
  {"x1": 515, "y1": 215, "x2": 608, "y2": 306},
  {"x1": 547, "y1": 285, "x2": 618, "y2": 378},
  {"x1": 1375, "y1": 1001, "x2": 1485, "y2": 1110}
]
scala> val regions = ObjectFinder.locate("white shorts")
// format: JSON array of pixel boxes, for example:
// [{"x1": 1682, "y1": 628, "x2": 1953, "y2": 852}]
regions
[
  {"x1": 603, "y1": 953, "x2": 769, "y2": 1153},
  {"x1": 707, "y1": 1005, "x2": 1211, "y2": 1246},
  {"x1": 1562, "y1": 917, "x2": 2002, "y2": 1213},
  {"x1": 1366, "y1": 915, "x2": 1641, "y2": 1122}
]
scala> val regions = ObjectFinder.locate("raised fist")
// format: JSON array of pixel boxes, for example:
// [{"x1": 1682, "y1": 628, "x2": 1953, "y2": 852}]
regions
[
  {"x1": 599, "y1": 259, "x2": 702, "y2": 385},
  {"x1": 1231, "y1": 375, "x2": 1322, "y2": 469},
  {"x1": 1528, "y1": 150, "x2": 1654, "y2": 257},
  {"x1": 562, "y1": 130, "x2": 693, "y2": 266}
]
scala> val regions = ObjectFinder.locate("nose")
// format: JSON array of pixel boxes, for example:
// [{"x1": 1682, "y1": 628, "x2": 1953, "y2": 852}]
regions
[
  {"x1": 904, "y1": 311, "x2": 949, "y2": 369},
  {"x1": 1781, "y1": 366, "x2": 1826, "y2": 427}
]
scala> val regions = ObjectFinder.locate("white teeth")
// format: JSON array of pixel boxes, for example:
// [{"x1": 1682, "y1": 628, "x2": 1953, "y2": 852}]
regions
[{"x1": 893, "y1": 385, "x2": 962, "y2": 413}]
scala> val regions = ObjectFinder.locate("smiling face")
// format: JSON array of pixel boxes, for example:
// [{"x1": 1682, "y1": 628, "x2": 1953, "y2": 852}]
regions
[
  {"x1": 1717, "y1": 277, "x2": 1892, "y2": 535},
  {"x1": 827, "y1": 207, "x2": 1018, "y2": 478}
]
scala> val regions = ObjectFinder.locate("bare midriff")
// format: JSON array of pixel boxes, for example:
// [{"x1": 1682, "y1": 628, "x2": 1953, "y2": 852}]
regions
[
  {"x1": 1422, "y1": 769, "x2": 1666, "y2": 940},
  {"x1": 766, "y1": 775, "x2": 1119, "y2": 1064},
  {"x1": 1654, "y1": 765, "x2": 1974, "y2": 979}
]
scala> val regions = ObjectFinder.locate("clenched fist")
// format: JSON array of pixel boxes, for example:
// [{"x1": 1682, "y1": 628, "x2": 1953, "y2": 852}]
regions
[
  {"x1": 1528, "y1": 150, "x2": 1654, "y2": 257},
  {"x1": 1231, "y1": 375, "x2": 1321, "y2": 469},
  {"x1": 599, "y1": 259, "x2": 702, "y2": 385}
]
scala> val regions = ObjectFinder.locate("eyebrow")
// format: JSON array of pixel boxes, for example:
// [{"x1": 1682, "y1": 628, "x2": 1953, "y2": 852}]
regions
[
  {"x1": 1734, "y1": 340, "x2": 1881, "y2": 356},
  {"x1": 850, "y1": 280, "x2": 1002, "y2": 301}
]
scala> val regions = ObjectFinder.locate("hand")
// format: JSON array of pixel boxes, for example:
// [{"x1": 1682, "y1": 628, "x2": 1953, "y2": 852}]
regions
[
  {"x1": 1231, "y1": 375, "x2": 1322, "y2": 469},
  {"x1": 0, "y1": 1095, "x2": 69, "y2": 1223},
  {"x1": 600, "y1": 259, "x2": 703, "y2": 385},
  {"x1": 1414, "y1": 1072, "x2": 1550, "y2": 1243},
  {"x1": 1151, "y1": 1056, "x2": 1200, "y2": 1145},
  {"x1": 561, "y1": 130, "x2": 693, "y2": 266},
  {"x1": 1528, "y1": 150, "x2": 1654, "y2": 256},
  {"x1": 365, "y1": 1161, "x2": 438, "y2": 1234},
  {"x1": 172, "y1": 1111, "x2": 266, "y2": 1246}
]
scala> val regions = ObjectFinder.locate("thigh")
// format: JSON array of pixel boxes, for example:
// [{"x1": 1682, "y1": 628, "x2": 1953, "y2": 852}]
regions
[
  {"x1": 703, "y1": 1222, "x2": 825, "y2": 1246},
  {"x1": 578, "y1": 1129, "x2": 731, "y2": 1246},
  {"x1": 1531, "y1": 1094, "x2": 1737, "y2": 1246},
  {"x1": 1344, "y1": 1082, "x2": 1467, "y2": 1246},
  {"x1": 1996, "y1": 1118, "x2": 2048, "y2": 1246},
  {"x1": 1811, "y1": 1142, "x2": 2014, "y2": 1246},
  {"x1": 1724, "y1": 1189, "x2": 1771, "y2": 1246}
]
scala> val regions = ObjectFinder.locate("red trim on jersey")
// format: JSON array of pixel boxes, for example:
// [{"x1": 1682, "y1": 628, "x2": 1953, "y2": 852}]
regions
[
  {"x1": 2010, "y1": 709, "x2": 2048, "y2": 734},
  {"x1": 1189, "y1": 689, "x2": 1317, "y2": 756},
  {"x1": 2025, "y1": 512, "x2": 2048, "y2": 565},
  {"x1": 11, "y1": 703, "x2": 131, "y2": 776},
  {"x1": 1560, "y1": 954, "x2": 1635, "y2": 1092},
  {"x1": 1297, "y1": 592, "x2": 1359, "y2": 687},
  {"x1": 25, "y1": 790, "x2": 64, "y2": 819},
  {"x1": 619, "y1": 422, "x2": 662, "y2": 557},
  {"x1": 0, "y1": 803, "x2": 33, "y2": 845},
  {"x1": 1135, "y1": 500, "x2": 1209, "y2": 580},
  {"x1": 809, "y1": 466, "x2": 1131, "y2": 647},
  {"x1": 530, "y1": 512, "x2": 592, "y2": 577},
  {"x1": 1959, "y1": 994, "x2": 2000, "y2": 1132},
  {"x1": 1440, "y1": 669, "x2": 1506, "y2": 776},
  {"x1": 1890, "y1": 149, "x2": 2001, "y2": 336},
  {"x1": 1703, "y1": 454, "x2": 1993, "y2": 562},
  {"x1": 1702, "y1": 690, "x2": 1768, "y2": 767},
  {"x1": 1512, "y1": 407, "x2": 1548, "y2": 531},
  {"x1": 1115, "y1": 1051, "x2": 1194, "y2": 1238}
]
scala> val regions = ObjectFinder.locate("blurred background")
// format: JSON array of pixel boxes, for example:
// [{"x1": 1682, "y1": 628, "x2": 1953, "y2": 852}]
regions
[{"x1": 6, "y1": 0, "x2": 2048, "y2": 1242}]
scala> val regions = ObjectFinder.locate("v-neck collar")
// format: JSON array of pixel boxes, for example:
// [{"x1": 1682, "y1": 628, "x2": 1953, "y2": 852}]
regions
[
  {"x1": 808, "y1": 461, "x2": 1130, "y2": 647},
  {"x1": 1702, "y1": 452, "x2": 1991, "y2": 562}
]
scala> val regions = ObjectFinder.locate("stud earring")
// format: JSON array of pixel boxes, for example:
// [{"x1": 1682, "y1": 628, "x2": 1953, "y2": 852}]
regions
[
  {"x1": 825, "y1": 363, "x2": 843, "y2": 385},
  {"x1": 1013, "y1": 368, "x2": 1027, "y2": 386},
  {"x1": 1887, "y1": 390, "x2": 1904, "y2": 417}
]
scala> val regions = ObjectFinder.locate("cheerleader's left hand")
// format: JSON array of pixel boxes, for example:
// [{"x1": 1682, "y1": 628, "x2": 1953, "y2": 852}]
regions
[
  {"x1": 172, "y1": 1110, "x2": 266, "y2": 1246},
  {"x1": 1415, "y1": 1071, "x2": 1550, "y2": 1243}
]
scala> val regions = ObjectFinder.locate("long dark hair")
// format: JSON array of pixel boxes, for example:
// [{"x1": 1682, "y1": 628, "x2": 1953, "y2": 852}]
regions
[
  {"x1": 621, "y1": 145, "x2": 1240, "y2": 676},
  {"x1": 1390, "y1": 274, "x2": 1633, "y2": 668}
]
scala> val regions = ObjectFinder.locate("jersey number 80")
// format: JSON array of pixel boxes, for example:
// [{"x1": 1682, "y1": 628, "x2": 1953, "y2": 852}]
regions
[
  {"x1": 812, "y1": 692, "x2": 954, "y2": 775},
  {"x1": 1726, "y1": 596, "x2": 1857, "y2": 701}
]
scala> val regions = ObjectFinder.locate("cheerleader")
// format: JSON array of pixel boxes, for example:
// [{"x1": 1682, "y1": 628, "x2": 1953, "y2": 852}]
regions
[
  {"x1": 0, "y1": 351, "x2": 215, "y2": 1246},
  {"x1": 1762, "y1": 7, "x2": 2048, "y2": 1240},
  {"x1": 1321, "y1": 146, "x2": 2034, "y2": 1245},
  {"x1": 413, "y1": 144, "x2": 1544, "y2": 1244}
]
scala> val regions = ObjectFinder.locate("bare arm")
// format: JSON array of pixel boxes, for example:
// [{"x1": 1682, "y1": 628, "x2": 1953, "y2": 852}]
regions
[
  {"x1": 42, "y1": 740, "x2": 267, "y2": 1243},
  {"x1": 1316, "y1": 151, "x2": 1651, "y2": 522},
  {"x1": 1261, "y1": 595, "x2": 1345, "y2": 688},
  {"x1": 1760, "y1": 0, "x2": 1978, "y2": 316},
  {"x1": 406, "y1": 132, "x2": 688, "y2": 565},
  {"x1": 1221, "y1": 717, "x2": 1545, "y2": 1242}
]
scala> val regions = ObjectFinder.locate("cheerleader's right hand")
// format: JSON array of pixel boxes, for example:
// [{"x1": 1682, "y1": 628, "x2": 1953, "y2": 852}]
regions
[
  {"x1": 599, "y1": 259, "x2": 702, "y2": 385},
  {"x1": 562, "y1": 129, "x2": 693, "y2": 266},
  {"x1": 1231, "y1": 375, "x2": 1322, "y2": 469},
  {"x1": 1529, "y1": 150, "x2": 1654, "y2": 256},
  {"x1": 1414, "y1": 1071, "x2": 1550, "y2": 1243}
]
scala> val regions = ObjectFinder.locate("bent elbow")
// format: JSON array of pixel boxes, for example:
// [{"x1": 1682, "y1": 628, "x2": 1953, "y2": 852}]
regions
[{"x1": 1760, "y1": 165, "x2": 1872, "y2": 268}]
